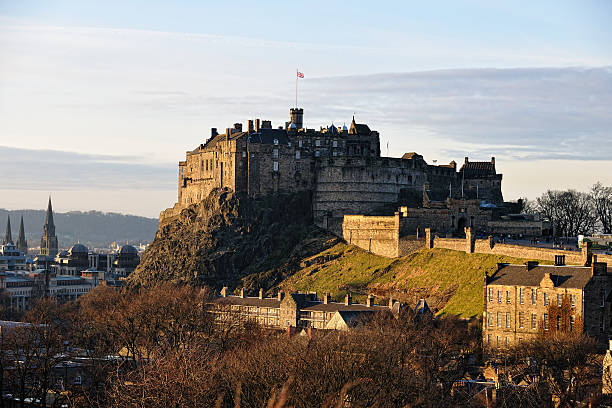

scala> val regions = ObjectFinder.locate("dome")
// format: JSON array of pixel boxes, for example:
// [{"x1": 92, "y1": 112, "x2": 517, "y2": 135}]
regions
[
  {"x1": 68, "y1": 243, "x2": 89, "y2": 256},
  {"x1": 119, "y1": 244, "x2": 138, "y2": 255}
]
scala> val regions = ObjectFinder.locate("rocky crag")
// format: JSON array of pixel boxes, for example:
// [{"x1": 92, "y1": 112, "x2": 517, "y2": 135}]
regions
[{"x1": 129, "y1": 188, "x2": 338, "y2": 292}]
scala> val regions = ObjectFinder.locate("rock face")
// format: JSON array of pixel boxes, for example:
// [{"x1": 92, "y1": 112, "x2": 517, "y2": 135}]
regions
[{"x1": 129, "y1": 188, "x2": 338, "y2": 291}]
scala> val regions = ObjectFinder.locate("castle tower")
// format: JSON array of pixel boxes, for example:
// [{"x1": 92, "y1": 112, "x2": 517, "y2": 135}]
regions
[
  {"x1": 17, "y1": 215, "x2": 27, "y2": 255},
  {"x1": 290, "y1": 108, "x2": 303, "y2": 130},
  {"x1": 40, "y1": 197, "x2": 59, "y2": 257},
  {"x1": 3, "y1": 215, "x2": 12, "y2": 245}
]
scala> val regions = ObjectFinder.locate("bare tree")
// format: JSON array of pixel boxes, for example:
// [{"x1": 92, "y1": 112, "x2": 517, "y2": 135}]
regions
[{"x1": 591, "y1": 182, "x2": 612, "y2": 234}]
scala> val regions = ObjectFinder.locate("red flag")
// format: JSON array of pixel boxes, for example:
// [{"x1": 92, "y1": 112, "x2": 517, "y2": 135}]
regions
[{"x1": 297, "y1": 71, "x2": 304, "y2": 78}]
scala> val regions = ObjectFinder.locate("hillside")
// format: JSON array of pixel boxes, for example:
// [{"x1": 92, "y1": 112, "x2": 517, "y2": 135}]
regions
[
  {"x1": 278, "y1": 245, "x2": 552, "y2": 318},
  {"x1": 0, "y1": 208, "x2": 157, "y2": 249}
]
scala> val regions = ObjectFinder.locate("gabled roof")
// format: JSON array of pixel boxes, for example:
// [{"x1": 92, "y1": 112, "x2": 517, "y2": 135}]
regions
[
  {"x1": 488, "y1": 264, "x2": 593, "y2": 289},
  {"x1": 460, "y1": 161, "x2": 496, "y2": 176}
]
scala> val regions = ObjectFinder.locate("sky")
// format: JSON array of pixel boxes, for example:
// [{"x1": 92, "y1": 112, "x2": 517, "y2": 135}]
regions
[{"x1": 0, "y1": 0, "x2": 611, "y2": 217}]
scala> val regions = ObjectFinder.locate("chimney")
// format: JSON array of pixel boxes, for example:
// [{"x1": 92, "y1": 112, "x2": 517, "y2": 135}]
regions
[
  {"x1": 592, "y1": 262, "x2": 608, "y2": 276},
  {"x1": 255, "y1": 119, "x2": 261, "y2": 132},
  {"x1": 388, "y1": 296, "x2": 394, "y2": 309},
  {"x1": 366, "y1": 294, "x2": 374, "y2": 307},
  {"x1": 259, "y1": 288, "x2": 263, "y2": 299},
  {"x1": 323, "y1": 293, "x2": 329, "y2": 304},
  {"x1": 555, "y1": 255, "x2": 565, "y2": 266},
  {"x1": 491, "y1": 157, "x2": 495, "y2": 165},
  {"x1": 526, "y1": 261, "x2": 539, "y2": 271},
  {"x1": 226, "y1": 127, "x2": 232, "y2": 137},
  {"x1": 234, "y1": 123, "x2": 242, "y2": 132},
  {"x1": 261, "y1": 120, "x2": 272, "y2": 129},
  {"x1": 277, "y1": 291, "x2": 283, "y2": 301},
  {"x1": 211, "y1": 128, "x2": 218, "y2": 138},
  {"x1": 240, "y1": 288, "x2": 245, "y2": 298},
  {"x1": 248, "y1": 120, "x2": 254, "y2": 133},
  {"x1": 464, "y1": 157, "x2": 469, "y2": 165},
  {"x1": 345, "y1": 293, "x2": 351, "y2": 305},
  {"x1": 220, "y1": 287, "x2": 228, "y2": 297}
]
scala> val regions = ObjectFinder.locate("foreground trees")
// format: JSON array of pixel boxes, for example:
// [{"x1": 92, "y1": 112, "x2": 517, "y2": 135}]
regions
[{"x1": 0, "y1": 285, "x2": 606, "y2": 407}]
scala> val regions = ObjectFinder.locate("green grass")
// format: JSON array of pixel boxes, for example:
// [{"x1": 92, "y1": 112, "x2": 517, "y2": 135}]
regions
[{"x1": 280, "y1": 245, "x2": 551, "y2": 318}]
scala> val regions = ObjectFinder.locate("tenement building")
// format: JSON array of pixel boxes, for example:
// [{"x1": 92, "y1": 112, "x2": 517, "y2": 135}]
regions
[
  {"x1": 211, "y1": 288, "x2": 398, "y2": 331},
  {"x1": 483, "y1": 256, "x2": 612, "y2": 348},
  {"x1": 161, "y1": 108, "x2": 515, "y2": 234}
]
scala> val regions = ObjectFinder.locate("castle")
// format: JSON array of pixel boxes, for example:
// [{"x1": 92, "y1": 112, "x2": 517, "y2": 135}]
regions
[{"x1": 162, "y1": 107, "x2": 512, "y2": 238}]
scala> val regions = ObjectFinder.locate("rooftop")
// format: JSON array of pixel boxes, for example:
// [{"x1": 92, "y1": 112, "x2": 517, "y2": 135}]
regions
[{"x1": 488, "y1": 264, "x2": 593, "y2": 289}]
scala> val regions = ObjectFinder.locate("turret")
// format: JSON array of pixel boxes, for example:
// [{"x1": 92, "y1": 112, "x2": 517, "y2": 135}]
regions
[{"x1": 290, "y1": 108, "x2": 303, "y2": 130}]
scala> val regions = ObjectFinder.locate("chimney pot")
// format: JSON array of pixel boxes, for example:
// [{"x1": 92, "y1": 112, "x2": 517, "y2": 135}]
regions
[
  {"x1": 248, "y1": 120, "x2": 254, "y2": 133},
  {"x1": 255, "y1": 119, "x2": 261, "y2": 132},
  {"x1": 323, "y1": 293, "x2": 329, "y2": 304},
  {"x1": 345, "y1": 293, "x2": 351, "y2": 306},
  {"x1": 259, "y1": 288, "x2": 263, "y2": 299},
  {"x1": 211, "y1": 127, "x2": 218, "y2": 138},
  {"x1": 277, "y1": 291, "x2": 282, "y2": 301},
  {"x1": 234, "y1": 123, "x2": 242, "y2": 132},
  {"x1": 464, "y1": 156, "x2": 469, "y2": 164},
  {"x1": 240, "y1": 288, "x2": 245, "y2": 298}
]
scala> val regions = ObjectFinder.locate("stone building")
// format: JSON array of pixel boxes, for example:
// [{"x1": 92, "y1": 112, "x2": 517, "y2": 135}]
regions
[
  {"x1": 211, "y1": 288, "x2": 396, "y2": 331},
  {"x1": 161, "y1": 107, "x2": 504, "y2": 231},
  {"x1": 483, "y1": 256, "x2": 612, "y2": 348}
]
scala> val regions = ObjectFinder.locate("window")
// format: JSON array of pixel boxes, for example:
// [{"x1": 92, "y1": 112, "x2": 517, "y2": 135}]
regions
[
  {"x1": 519, "y1": 312, "x2": 524, "y2": 328},
  {"x1": 497, "y1": 312, "x2": 502, "y2": 327},
  {"x1": 273, "y1": 138, "x2": 279, "y2": 145},
  {"x1": 315, "y1": 139, "x2": 321, "y2": 147},
  {"x1": 295, "y1": 150, "x2": 301, "y2": 159},
  {"x1": 506, "y1": 312, "x2": 511, "y2": 328},
  {"x1": 273, "y1": 148, "x2": 279, "y2": 158},
  {"x1": 487, "y1": 334, "x2": 491, "y2": 344},
  {"x1": 497, "y1": 290, "x2": 502, "y2": 303},
  {"x1": 532, "y1": 289, "x2": 537, "y2": 305},
  {"x1": 273, "y1": 161, "x2": 279, "y2": 172},
  {"x1": 488, "y1": 313, "x2": 493, "y2": 327},
  {"x1": 557, "y1": 294, "x2": 563, "y2": 307},
  {"x1": 571, "y1": 294, "x2": 576, "y2": 308},
  {"x1": 531, "y1": 313, "x2": 537, "y2": 329},
  {"x1": 333, "y1": 140, "x2": 338, "y2": 148},
  {"x1": 519, "y1": 288, "x2": 524, "y2": 304},
  {"x1": 488, "y1": 288, "x2": 493, "y2": 302},
  {"x1": 496, "y1": 336, "x2": 499, "y2": 347},
  {"x1": 505, "y1": 337, "x2": 509, "y2": 347},
  {"x1": 506, "y1": 290, "x2": 511, "y2": 304},
  {"x1": 570, "y1": 315, "x2": 575, "y2": 331},
  {"x1": 544, "y1": 313, "x2": 549, "y2": 331},
  {"x1": 315, "y1": 150, "x2": 321, "y2": 157},
  {"x1": 242, "y1": 151, "x2": 246, "y2": 158},
  {"x1": 556, "y1": 316, "x2": 561, "y2": 330},
  {"x1": 298, "y1": 140, "x2": 302, "y2": 148},
  {"x1": 601, "y1": 286, "x2": 606, "y2": 307},
  {"x1": 332, "y1": 151, "x2": 338, "y2": 157},
  {"x1": 544, "y1": 293, "x2": 549, "y2": 306}
]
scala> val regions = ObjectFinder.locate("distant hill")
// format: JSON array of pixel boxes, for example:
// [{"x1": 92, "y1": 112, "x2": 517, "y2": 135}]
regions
[{"x1": 0, "y1": 208, "x2": 158, "y2": 250}]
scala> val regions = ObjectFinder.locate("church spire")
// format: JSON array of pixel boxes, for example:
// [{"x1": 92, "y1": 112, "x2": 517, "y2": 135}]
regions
[
  {"x1": 17, "y1": 215, "x2": 27, "y2": 255},
  {"x1": 40, "y1": 196, "x2": 59, "y2": 257},
  {"x1": 3, "y1": 215, "x2": 12, "y2": 245}
]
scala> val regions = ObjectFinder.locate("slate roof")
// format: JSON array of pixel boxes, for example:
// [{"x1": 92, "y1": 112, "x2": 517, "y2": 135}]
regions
[
  {"x1": 402, "y1": 152, "x2": 423, "y2": 160},
  {"x1": 248, "y1": 128, "x2": 290, "y2": 145},
  {"x1": 488, "y1": 264, "x2": 593, "y2": 289},
  {"x1": 300, "y1": 301, "x2": 389, "y2": 313},
  {"x1": 213, "y1": 296, "x2": 281, "y2": 308},
  {"x1": 460, "y1": 161, "x2": 496, "y2": 176}
]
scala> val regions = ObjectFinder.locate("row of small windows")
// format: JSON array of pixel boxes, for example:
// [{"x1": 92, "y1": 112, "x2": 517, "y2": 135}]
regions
[
  {"x1": 488, "y1": 287, "x2": 576, "y2": 308},
  {"x1": 488, "y1": 311, "x2": 576, "y2": 331}
]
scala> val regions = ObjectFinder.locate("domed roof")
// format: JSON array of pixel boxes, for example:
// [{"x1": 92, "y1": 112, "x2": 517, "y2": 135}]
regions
[
  {"x1": 119, "y1": 244, "x2": 138, "y2": 255},
  {"x1": 68, "y1": 243, "x2": 88, "y2": 255}
]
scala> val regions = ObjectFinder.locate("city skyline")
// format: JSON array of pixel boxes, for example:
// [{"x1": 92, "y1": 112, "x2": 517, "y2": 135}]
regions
[{"x1": 1, "y1": 1, "x2": 611, "y2": 217}]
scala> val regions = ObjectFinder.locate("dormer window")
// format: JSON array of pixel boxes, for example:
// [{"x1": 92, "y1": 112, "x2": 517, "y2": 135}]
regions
[{"x1": 273, "y1": 139, "x2": 279, "y2": 145}]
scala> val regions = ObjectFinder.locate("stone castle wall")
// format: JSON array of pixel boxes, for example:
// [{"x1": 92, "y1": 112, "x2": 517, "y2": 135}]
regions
[{"x1": 342, "y1": 213, "x2": 400, "y2": 258}]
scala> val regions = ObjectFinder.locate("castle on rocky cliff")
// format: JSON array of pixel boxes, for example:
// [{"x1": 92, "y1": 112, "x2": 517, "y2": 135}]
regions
[{"x1": 160, "y1": 108, "x2": 535, "y2": 242}]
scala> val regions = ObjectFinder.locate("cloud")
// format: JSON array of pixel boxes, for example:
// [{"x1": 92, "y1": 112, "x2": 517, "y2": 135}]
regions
[{"x1": 0, "y1": 146, "x2": 175, "y2": 190}]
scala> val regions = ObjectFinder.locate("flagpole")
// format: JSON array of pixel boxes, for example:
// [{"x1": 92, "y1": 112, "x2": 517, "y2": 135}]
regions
[{"x1": 295, "y1": 68, "x2": 298, "y2": 108}]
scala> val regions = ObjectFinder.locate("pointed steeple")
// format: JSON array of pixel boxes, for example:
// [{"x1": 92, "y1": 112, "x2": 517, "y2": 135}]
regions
[
  {"x1": 3, "y1": 215, "x2": 12, "y2": 245},
  {"x1": 17, "y1": 215, "x2": 27, "y2": 255},
  {"x1": 40, "y1": 196, "x2": 59, "y2": 257}
]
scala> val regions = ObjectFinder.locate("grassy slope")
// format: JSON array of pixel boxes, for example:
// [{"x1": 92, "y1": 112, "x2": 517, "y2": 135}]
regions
[{"x1": 279, "y1": 244, "x2": 551, "y2": 318}]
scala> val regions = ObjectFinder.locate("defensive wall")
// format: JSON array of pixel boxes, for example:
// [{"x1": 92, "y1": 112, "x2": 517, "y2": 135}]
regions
[
  {"x1": 425, "y1": 228, "x2": 612, "y2": 265},
  {"x1": 342, "y1": 213, "x2": 401, "y2": 258}
]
